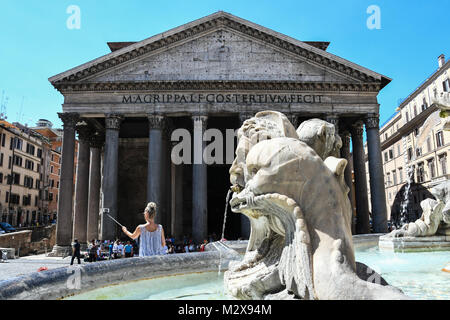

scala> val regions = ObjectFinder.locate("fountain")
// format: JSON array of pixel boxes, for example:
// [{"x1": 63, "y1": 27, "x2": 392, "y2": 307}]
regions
[
  {"x1": 380, "y1": 92, "x2": 450, "y2": 252},
  {"x1": 2, "y1": 109, "x2": 449, "y2": 300},
  {"x1": 225, "y1": 111, "x2": 408, "y2": 300}
]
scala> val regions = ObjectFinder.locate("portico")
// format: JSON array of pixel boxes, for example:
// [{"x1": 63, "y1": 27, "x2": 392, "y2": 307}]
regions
[{"x1": 48, "y1": 11, "x2": 390, "y2": 254}]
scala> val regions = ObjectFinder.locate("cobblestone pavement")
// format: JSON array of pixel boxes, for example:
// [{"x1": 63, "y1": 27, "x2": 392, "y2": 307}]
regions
[{"x1": 0, "y1": 254, "x2": 86, "y2": 281}]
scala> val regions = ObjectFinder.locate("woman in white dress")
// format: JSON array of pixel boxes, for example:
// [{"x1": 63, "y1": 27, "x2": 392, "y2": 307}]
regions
[{"x1": 122, "y1": 202, "x2": 166, "y2": 257}]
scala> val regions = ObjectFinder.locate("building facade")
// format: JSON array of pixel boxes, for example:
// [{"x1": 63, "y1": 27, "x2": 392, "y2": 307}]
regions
[
  {"x1": 0, "y1": 120, "x2": 52, "y2": 226},
  {"x1": 366, "y1": 54, "x2": 450, "y2": 226},
  {"x1": 48, "y1": 12, "x2": 391, "y2": 254}
]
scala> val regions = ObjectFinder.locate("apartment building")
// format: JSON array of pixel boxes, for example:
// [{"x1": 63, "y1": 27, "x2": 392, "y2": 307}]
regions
[
  {"x1": 366, "y1": 54, "x2": 450, "y2": 227},
  {"x1": 0, "y1": 120, "x2": 52, "y2": 226}
]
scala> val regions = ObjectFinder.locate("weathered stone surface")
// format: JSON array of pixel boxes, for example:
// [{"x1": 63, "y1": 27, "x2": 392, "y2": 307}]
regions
[
  {"x1": 225, "y1": 113, "x2": 409, "y2": 300},
  {"x1": 379, "y1": 235, "x2": 450, "y2": 252}
]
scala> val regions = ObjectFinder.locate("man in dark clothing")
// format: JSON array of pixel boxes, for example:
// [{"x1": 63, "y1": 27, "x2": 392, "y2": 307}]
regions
[{"x1": 71, "y1": 239, "x2": 81, "y2": 265}]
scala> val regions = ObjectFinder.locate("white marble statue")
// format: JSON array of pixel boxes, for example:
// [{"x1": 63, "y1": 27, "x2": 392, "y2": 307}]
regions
[{"x1": 225, "y1": 111, "x2": 408, "y2": 300}]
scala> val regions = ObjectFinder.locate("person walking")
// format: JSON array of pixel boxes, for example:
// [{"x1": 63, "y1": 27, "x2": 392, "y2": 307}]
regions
[
  {"x1": 70, "y1": 239, "x2": 81, "y2": 265},
  {"x1": 122, "y1": 202, "x2": 166, "y2": 257}
]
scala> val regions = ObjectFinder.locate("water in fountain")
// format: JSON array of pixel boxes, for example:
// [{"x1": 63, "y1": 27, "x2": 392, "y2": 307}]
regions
[
  {"x1": 217, "y1": 188, "x2": 232, "y2": 276},
  {"x1": 221, "y1": 188, "x2": 232, "y2": 241},
  {"x1": 398, "y1": 166, "x2": 414, "y2": 228}
]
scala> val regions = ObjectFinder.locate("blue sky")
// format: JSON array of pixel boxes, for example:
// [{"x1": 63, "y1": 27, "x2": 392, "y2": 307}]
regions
[{"x1": 0, "y1": 0, "x2": 448, "y2": 128}]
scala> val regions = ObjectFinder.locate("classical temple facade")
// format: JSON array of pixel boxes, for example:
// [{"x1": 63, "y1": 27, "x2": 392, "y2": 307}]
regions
[{"x1": 48, "y1": 11, "x2": 390, "y2": 254}]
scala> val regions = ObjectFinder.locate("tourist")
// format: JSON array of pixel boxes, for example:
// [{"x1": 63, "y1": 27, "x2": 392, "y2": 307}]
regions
[
  {"x1": 108, "y1": 241, "x2": 114, "y2": 259},
  {"x1": 122, "y1": 202, "x2": 167, "y2": 257},
  {"x1": 118, "y1": 241, "x2": 124, "y2": 257},
  {"x1": 70, "y1": 239, "x2": 81, "y2": 265},
  {"x1": 124, "y1": 241, "x2": 133, "y2": 257},
  {"x1": 87, "y1": 239, "x2": 97, "y2": 262}
]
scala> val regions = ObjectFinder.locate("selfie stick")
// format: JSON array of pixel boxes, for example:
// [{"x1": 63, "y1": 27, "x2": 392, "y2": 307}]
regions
[{"x1": 102, "y1": 208, "x2": 124, "y2": 228}]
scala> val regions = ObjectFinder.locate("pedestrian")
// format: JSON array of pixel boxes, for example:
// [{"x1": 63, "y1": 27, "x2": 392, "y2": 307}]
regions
[
  {"x1": 87, "y1": 239, "x2": 97, "y2": 262},
  {"x1": 108, "y1": 241, "x2": 114, "y2": 259},
  {"x1": 70, "y1": 239, "x2": 81, "y2": 265},
  {"x1": 124, "y1": 241, "x2": 133, "y2": 257},
  {"x1": 122, "y1": 202, "x2": 166, "y2": 257}
]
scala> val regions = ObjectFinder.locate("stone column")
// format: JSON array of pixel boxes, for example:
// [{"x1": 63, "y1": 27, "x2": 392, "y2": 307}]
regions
[
  {"x1": 365, "y1": 114, "x2": 388, "y2": 233},
  {"x1": 289, "y1": 113, "x2": 299, "y2": 128},
  {"x1": 238, "y1": 113, "x2": 253, "y2": 239},
  {"x1": 86, "y1": 133, "x2": 103, "y2": 243},
  {"x1": 325, "y1": 114, "x2": 339, "y2": 131},
  {"x1": 171, "y1": 159, "x2": 184, "y2": 240},
  {"x1": 351, "y1": 120, "x2": 371, "y2": 234},
  {"x1": 192, "y1": 115, "x2": 208, "y2": 244},
  {"x1": 72, "y1": 124, "x2": 91, "y2": 247},
  {"x1": 147, "y1": 114, "x2": 166, "y2": 225},
  {"x1": 340, "y1": 129, "x2": 357, "y2": 234},
  {"x1": 50, "y1": 112, "x2": 79, "y2": 256},
  {"x1": 100, "y1": 114, "x2": 123, "y2": 240}
]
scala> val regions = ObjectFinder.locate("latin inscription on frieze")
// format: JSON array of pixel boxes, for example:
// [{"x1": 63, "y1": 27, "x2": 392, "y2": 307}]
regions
[{"x1": 122, "y1": 93, "x2": 324, "y2": 104}]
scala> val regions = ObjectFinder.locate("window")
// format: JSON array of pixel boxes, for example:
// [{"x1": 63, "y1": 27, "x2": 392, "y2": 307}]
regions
[
  {"x1": 26, "y1": 143, "x2": 35, "y2": 156},
  {"x1": 1, "y1": 133, "x2": 5, "y2": 147},
  {"x1": 414, "y1": 128, "x2": 420, "y2": 136},
  {"x1": 399, "y1": 168, "x2": 403, "y2": 183},
  {"x1": 0, "y1": 173, "x2": 3, "y2": 184},
  {"x1": 392, "y1": 171, "x2": 397, "y2": 185},
  {"x1": 36, "y1": 179, "x2": 40, "y2": 189},
  {"x1": 389, "y1": 149, "x2": 394, "y2": 159},
  {"x1": 384, "y1": 152, "x2": 388, "y2": 162},
  {"x1": 386, "y1": 173, "x2": 391, "y2": 186},
  {"x1": 50, "y1": 166, "x2": 54, "y2": 174},
  {"x1": 417, "y1": 163, "x2": 425, "y2": 183},
  {"x1": 37, "y1": 149, "x2": 42, "y2": 158},
  {"x1": 408, "y1": 147, "x2": 413, "y2": 160},
  {"x1": 24, "y1": 176, "x2": 34, "y2": 189},
  {"x1": 422, "y1": 97, "x2": 428, "y2": 111},
  {"x1": 416, "y1": 147, "x2": 422, "y2": 157},
  {"x1": 50, "y1": 179, "x2": 54, "y2": 188},
  {"x1": 413, "y1": 105, "x2": 417, "y2": 117},
  {"x1": 428, "y1": 159, "x2": 436, "y2": 178},
  {"x1": 434, "y1": 88, "x2": 438, "y2": 98},
  {"x1": 436, "y1": 131, "x2": 444, "y2": 147},
  {"x1": 13, "y1": 155, "x2": 23, "y2": 167},
  {"x1": 397, "y1": 144, "x2": 401, "y2": 156},
  {"x1": 405, "y1": 111, "x2": 409, "y2": 122},
  {"x1": 439, "y1": 153, "x2": 447, "y2": 175},
  {"x1": 25, "y1": 159, "x2": 34, "y2": 171},
  {"x1": 12, "y1": 172, "x2": 20, "y2": 185},
  {"x1": 49, "y1": 193, "x2": 53, "y2": 201},
  {"x1": 0, "y1": 153, "x2": 3, "y2": 167},
  {"x1": 443, "y1": 78, "x2": 450, "y2": 92}
]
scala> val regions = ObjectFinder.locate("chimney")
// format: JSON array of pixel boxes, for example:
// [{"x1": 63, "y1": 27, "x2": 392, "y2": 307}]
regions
[{"x1": 438, "y1": 54, "x2": 445, "y2": 68}]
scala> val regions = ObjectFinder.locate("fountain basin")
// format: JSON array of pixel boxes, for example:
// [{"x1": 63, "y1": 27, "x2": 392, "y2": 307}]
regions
[
  {"x1": 379, "y1": 235, "x2": 450, "y2": 252},
  {"x1": 0, "y1": 245, "x2": 240, "y2": 300}
]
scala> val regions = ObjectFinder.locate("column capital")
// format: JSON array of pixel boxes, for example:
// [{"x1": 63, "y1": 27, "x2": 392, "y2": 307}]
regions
[
  {"x1": 192, "y1": 114, "x2": 208, "y2": 126},
  {"x1": 238, "y1": 112, "x2": 253, "y2": 124},
  {"x1": 105, "y1": 114, "x2": 123, "y2": 130},
  {"x1": 365, "y1": 113, "x2": 380, "y2": 129},
  {"x1": 76, "y1": 124, "x2": 94, "y2": 142},
  {"x1": 147, "y1": 114, "x2": 166, "y2": 130},
  {"x1": 350, "y1": 120, "x2": 364, "y2": 138},
  {"x1": 325, "y1": 114, "x2": 340, "y2": 128},
  {"x1": 58, "y1": 113, "x2": 80, "y2": 129},
  {"x1": 88, "y1": 132, "x2": 105, "y2": 149},
  {"x1": 288, "y1": 113, "x2": 299, "y2": 128}
]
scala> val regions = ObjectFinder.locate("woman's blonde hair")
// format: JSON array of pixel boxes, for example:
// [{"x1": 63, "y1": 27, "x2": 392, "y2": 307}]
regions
[{"x1": 144, "y1": 202, "x2": 157, "y2": 219}]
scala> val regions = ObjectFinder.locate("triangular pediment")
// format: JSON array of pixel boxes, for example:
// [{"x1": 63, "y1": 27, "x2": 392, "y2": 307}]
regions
[{"x1": 49, "y1": 11, "x2": 390, "y2": 90}]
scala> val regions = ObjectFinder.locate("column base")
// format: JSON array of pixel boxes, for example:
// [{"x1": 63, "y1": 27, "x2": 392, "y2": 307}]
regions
[{"x1": 47, "y1": 245, "x2": 72, "y2": 257}]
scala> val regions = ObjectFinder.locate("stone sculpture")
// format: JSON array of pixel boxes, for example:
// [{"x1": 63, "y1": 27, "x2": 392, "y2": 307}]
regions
[
  {"x1": 225, "y1": 111, "x2": 408, "y2": 300},
  {"x1": 296, "y1": 118, "x2": 342, "y2": 159},
  {"x1": 386, "y1": 180, "x2": 450, "y2": 237}
]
